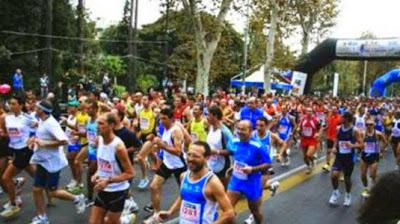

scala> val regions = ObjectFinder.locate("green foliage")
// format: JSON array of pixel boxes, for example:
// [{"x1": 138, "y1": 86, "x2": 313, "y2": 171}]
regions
[
  {"x1": 113, "y1": 85, "x2": 126, "y2": 97},
  {"x1": 136, "y1": 74, "x2": 158, "y2": 93}
]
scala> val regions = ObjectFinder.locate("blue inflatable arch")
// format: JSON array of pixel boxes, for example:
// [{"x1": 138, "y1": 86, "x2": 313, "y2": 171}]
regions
[{"x1": 370, "y1": 69, "x2": 400, "y2": 97}]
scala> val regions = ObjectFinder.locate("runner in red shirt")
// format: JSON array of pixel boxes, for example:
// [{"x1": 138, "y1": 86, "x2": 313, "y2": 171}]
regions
[
  {"x1": 323, "y1": 106, "x2": 342, "y2": 172},
  {"x1": 298, "y1": 107, "x2": 322, "y2": 174}
]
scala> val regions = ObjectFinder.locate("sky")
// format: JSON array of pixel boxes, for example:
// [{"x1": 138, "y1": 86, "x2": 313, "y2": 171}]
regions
[{"x1": 80, "y1": 0, "x2": 400, "y2": 47}]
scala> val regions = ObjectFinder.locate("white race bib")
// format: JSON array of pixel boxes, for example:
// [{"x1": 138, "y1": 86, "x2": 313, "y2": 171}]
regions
[
  {"x1": 279, "y1": 125, "x2": 288, "y2": 134},
  {"x1": 302, "y1": 127, "x2": 313, "y2": 137},
  {"x1": 233, "y1": 161, "x2": 248, "y2": 180},
  {"x1": 98, "y1": 158, "x2": 113, "y2": 174},
  {"x1": 338, "y1": 141, "x2": 352, "y2": 154},
  {"x1": 364, "y1": 142, "x2": 377, "y2": 153},
  {"x1": 180, "y1": 200, "x2": 201, "y2": 223}
]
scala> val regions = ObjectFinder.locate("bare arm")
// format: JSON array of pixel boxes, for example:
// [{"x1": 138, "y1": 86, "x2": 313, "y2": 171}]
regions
[
  {"x1": 108, "y1": 143, "x2": 135, "y2": 183},
  {"x1": 208, "y1": 177, "x2": 235, "y2": 224}
]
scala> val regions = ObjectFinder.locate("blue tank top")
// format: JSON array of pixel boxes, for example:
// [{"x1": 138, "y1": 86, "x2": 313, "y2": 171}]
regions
[
  {"x1": 336, "y1": 126, "x2": 355, "y2": 156},
  {"x1": 278, "y1": 116, "x2": 292, "y2": 139},
  {"x1": 180, "y1": 171, "x2": 217, "y2": 224},
  {"x1": 375, "y1": 116, "x2": 384, "y2": 132},
  {"x1": 252, "y1": 131, "x2": 271, "y2": 157},
  {"x1": 86, "y1": 119, "x2": 97, "y2": 151},
  {"x1": 363, "y1": 131, "x2": 379, "y2": 154}
]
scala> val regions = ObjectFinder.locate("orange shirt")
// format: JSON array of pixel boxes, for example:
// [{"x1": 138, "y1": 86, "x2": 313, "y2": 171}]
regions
[{"x1": 326, "y1": 114, "x2": 341, "y2": 140}]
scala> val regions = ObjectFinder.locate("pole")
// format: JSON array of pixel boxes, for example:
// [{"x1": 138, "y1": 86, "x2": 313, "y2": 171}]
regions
[
  {"x1": 241, "y1": 0, "x2": 250, "y2": 94},
  {"x1": 363, "y1": 60, "x2": 368, "y2": 96},
  {"x1": 45, "y1": 0, "x2": 53, "y2": 84},
  {"x1": 162, "y1": 0, "x2": 170, "y2": 89}
]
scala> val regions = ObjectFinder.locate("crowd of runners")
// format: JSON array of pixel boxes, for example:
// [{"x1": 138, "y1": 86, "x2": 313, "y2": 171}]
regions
[{"x1": 0, "y1": 87, "x2": 399, "y2": 224}]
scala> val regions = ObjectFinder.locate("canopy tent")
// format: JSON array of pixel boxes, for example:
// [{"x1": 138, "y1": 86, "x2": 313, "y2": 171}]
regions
[{"x1": 230, "y1": 66, "x2": 293, "y2": 90}]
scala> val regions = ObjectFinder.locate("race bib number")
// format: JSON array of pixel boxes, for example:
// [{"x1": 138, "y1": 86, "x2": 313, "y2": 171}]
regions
[
  {"x1": 87, "y1": 131, "x2": 97, "y2": 145},
  {"x1": 364, "y1": 142, "x2": 377, "y2": 153},
  {"x1": 233, "y1": 161, "x2": 248, "y2": 180},
  {"x1": 279, "y1": 125, "x2": 288, "y2": 134},
  {"x1": 302, "y1": 127, "x2": 313, "y2": 137},
  {"x1": 191, "y1": 133, "x2": 198, "y2": 142},
  {"x1": 8, "y1": 127, "x2": 22, "y2": 138},
  {"x1": 180, "y1": 201, "x2": 201, "y2": 223},
  {"x1": 98, "y1": 158, "x2": 113, "y2": 173},
  {"x1": 392, "y1": 128, "x2": 400, "y2": 136},
  {"x1": 356, "y1": 122, "x2": 364, "y2": 129},
  {"x1": 338, "y1": 141, "x2": 352, "y2": 154},
  {"x1": 140, "y1": 118, "x2": 149, "y2": 130},
  {"x1": 78, "y1": 125, "x2": 86, "y2": 134}
]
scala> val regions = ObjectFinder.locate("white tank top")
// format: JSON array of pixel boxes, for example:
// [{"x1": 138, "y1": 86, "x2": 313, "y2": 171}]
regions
[
  {"x1": 392, "y1": 119, "x2": 400, "y2": 137},
  {"x1": 162, "y1": 125, "x2": 185, "y2": 169},
  {"x1": 5, "y1": 113, "x2": 32, "y2": 149},
  {"x1": 206, "y1": 126, "x2": 225, "y2": 173},
  {"x1": 66, "y1": 115, "x2": 78, "y2": 144},
  {"x1": 97, "y1": 136, "x2": 130, "y2": 192},
  {"x1": 355, "y1": 114, "x2": 365, "y2": 130}
]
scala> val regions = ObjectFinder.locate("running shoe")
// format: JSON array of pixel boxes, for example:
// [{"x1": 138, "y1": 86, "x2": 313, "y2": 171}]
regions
[
  {"x1": 286, "y1": 148, "x2": 291, "y2": 156},
  {"x1": 142, "y1": 213, "x2": 160, "y2": 224},
  {"x1": 343, "y1": 193, "x2": 352, "y2": 207},
  {"x1": 74, "y1": 194, "x2": 87, "y2": 214},
  {"x1": 361, "y1": 189, "x2": 370, "y2": 198},
  {"x1": 3, "y1": 196, "x2": 23, "y2": 209},
  {"x1": 138, "y1": 177, "x2": 150, "y2": 190},
  {"x1": 121, "y1": 213, "x2": 137, "y2": 224},
  {"x1": 284, "y1": 157, "x2": 291, "y2": 166},
  {"x1": 30, "y1": 215, "x2": 50, "y2": 224},
  {"x1": 269, "y1": 181, "x2": 280, "y2": 196},
  {"x1": 244, "y1": 214, "x2": 254, "y2": 224},
  {"x1": 123, "y1": 197, "x2": 139, "y2": 215},
  {"x1": 66, "y1": 179, "x2": 77, "y2": 190},
  {"x1": 144, "y1": 204, "x2": 154, "y2": 213},
  {"x1": 329, "y1": 190, "x2": 340, "y2": 205},
  {"x1": 322, "y1": 164, "x2": 330, "y2": 172},
  {"x1": 0, "y1": 204, "x2": 20, "y2": 218},
  {"x1": 305, "y1": 166, "x2": 313, "y2": 174}
]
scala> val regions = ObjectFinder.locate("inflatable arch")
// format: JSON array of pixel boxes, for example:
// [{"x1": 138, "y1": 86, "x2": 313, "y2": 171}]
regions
[
  {"x1": 370, "y1": 69, "x2": 400, "y2": 97},
  {"x1": 295, "y1": 38, "x2": 400, "y2": 94}
]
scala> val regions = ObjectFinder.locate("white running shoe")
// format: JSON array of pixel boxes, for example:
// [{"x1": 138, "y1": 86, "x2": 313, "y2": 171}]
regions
[
  {"x1": 120, "y1": 213, "x2": 137, "y2": 224},
  {"x1": 30, "y1": 215, "x2": 50, "y2": 224},
  {"x1": 3, "y1": 196, "x2": 23, "y2": 209},
  {"x1": 66, "y1": 179, "x2": 77, "y2": 190},
  {"x1": 74, "y1": 194, "x2": 86, "y2": 214},
  {"x1": 329, "y1": 190, "x2": 340, "y2": 205},
  {"x1": 244, "y1": 214, "x2": 254, "y2": 224},
  {"x1": 286, "y1": 148, "x2": 291, "y2": 156},
  {"x1": 123, "y1": 197, "x2": 139, "y2": 215},
  {"x1": 138, "y1": 177, "x2": 150, "y2": 189},
  {"x1": 269, "y1": 181, "x2": 280, "y2": 196},
  {"x1": 343, "y1": 193, "x2": 352, "y2": 207},
  {"x1": 142, "y1": 213, "x2": 160, "y2": 224},
  {"x1": 0, "y1": 204, "x2": 20, "y2": 218}
]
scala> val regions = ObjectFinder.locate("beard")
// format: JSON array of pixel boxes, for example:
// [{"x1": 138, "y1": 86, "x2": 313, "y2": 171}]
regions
[{"x1": 189, "y1": 163, "x2": 205, "y2": 173}]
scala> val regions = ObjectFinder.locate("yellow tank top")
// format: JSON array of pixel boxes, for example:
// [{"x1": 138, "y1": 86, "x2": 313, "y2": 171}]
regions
[
  {"x1": 76, "y1": 112, "x2": 90, "y2": 144},
  {"x1": 139, "y1": 108, "x2": 155, "y2": 135},
  {"x1": 190, "y1": 119, "x2": 207, "y2": 142}
]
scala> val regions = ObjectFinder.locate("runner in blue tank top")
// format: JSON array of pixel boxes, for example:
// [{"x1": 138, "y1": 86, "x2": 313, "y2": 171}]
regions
[
  {"x1": 157, "y1": 141, "x2": 234, "y2": 223},
  {"x1": 227, "y1": 120, "x2": 271, "y2": 224},
  {"x1": 276, "y1": 105, "x2": 296, "y2": 166}
]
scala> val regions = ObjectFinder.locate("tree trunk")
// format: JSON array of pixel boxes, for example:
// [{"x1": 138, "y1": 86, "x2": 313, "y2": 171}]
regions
[
  {"x1": 264, "y1": 0, "x2": 278, "y2": 92},
  {"x1": 45, "y1": 0, "x2": 53, "y2": 83},
  {"x1": 77, "y1": 0, "x2": 84, "y2": 76},
  {"x1": 301, "y1": 30, "x2": 310, "y2": 56}
]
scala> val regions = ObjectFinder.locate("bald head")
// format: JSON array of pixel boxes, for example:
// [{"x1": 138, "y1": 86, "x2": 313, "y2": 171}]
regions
[{"x1": 237, "y1": 120, "x2": 252, "y2": 141}]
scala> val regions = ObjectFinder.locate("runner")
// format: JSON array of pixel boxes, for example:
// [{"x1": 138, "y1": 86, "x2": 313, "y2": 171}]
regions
[
  {"x1": 137, "y1": 95, "x2": 156, "y2": 189},
  {"x1": 323, "y1": 106, "x2": 342, "y2": 172},
  {"x1": 88, "y1": 112, "x2": 135, "y2": 224},
  {"x1": 360, "y1": 119, "x2": 387, "y2": 198},
  {"x1": 206, "y1": 105, "x2": 233, "y2": 186},
  {"x1": 157, "y1": 141, "x2": 235, "y2": 223},
  {"x1": 0, "y1": 100, "x2": 10, "y2": 196},
  {"x1": 227, "y1": 120, "x2": 271, "y2": 224},
  {"x1": 276, "y1": 105, "x2": 296, "y2": 166},
  {"x1": 188, "y1": 103, "x2": 207, "y2": 143},
  {"x1": 329, "y1": 112, "x2": 362, "y2": 207},
  {"x1": 298, "y1": 107, "x2": 321, "y2": 174},
  {"x1": 30, "y1": 100, "x2": 86, "y2": 224},
  {"x1": 143, "y1": 107, "x2": 187, "y2": 224},
  {"x1": 390, "y1": 109, "x2": 400, "y2": 170},
  {"x1": 1, "y1": 96, "x2": 36, "y2": 217}
]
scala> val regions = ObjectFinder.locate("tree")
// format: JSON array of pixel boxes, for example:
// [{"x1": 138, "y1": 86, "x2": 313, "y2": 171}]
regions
[
  {"x1": 181, "y1": 0, "x2": 234, "y2": 96},
  {"x1": 290, "y1": 0, "x2": 339, "y2": 56}
]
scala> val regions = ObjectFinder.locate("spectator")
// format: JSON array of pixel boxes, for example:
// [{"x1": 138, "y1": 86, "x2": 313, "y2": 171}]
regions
[
  {"x1": 12, "y1": 68, "x2": 24, "y2": 96},
  {"x1": 40, "y1": 73, "x2": 49, "y2": 98}
]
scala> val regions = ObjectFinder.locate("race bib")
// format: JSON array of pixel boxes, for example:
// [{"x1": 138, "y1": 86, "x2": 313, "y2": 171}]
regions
[
  {"x1": 392, "y1": 128, "x2": 400, "y2": 136},
  {"x1": 78, "y1": 125, "x2": 86, "y2": 134},
  {"x1": 87, "y1": 131, "x2": 97, "y2": 145},
  {"x1": 302, "y1": 127, "x2": 313, "y2": 137},
  {"x1": 180, "y1": 201, "x2": 201, "y2": 223},
  {"x1": 356, "y1": 122, "x2": 364, "y2": 129},
  {"x1": 233, "y1": 161, "x2": 248, "y2": 180},
  {"x1": 140, "y1": 118, "x2": 149, "y2": 130},
  {"x1": 279, "y1": 125, "x2": 288, "y2": 134},
  {"x1": 8, "y1": 127, "x2": 22, "y2": 138},
  {"x1": 191, "y1": 133, "x2": 198, "y2": 142},
  {"x1": 364, "y1": 142, "x2": 377, "y2": 153},
  {"x1": 98, "y1": 158, "x2": 113, "y2": 173},
  {"x1": 338, "y1": 141, "x2": 352, "y2": 154}
]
